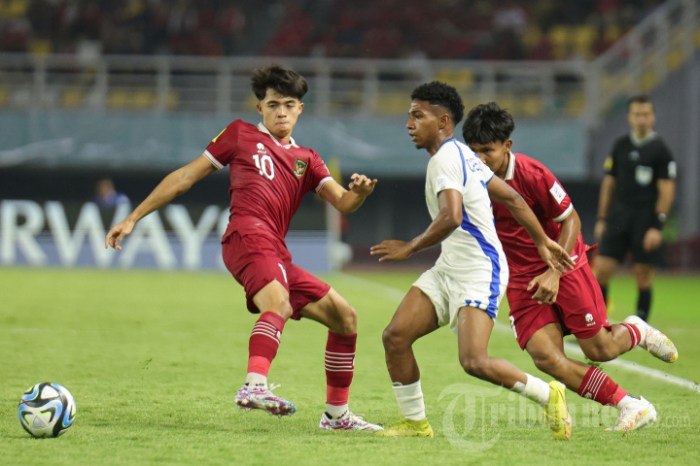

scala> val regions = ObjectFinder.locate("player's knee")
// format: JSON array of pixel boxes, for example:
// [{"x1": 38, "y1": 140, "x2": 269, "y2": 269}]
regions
[
  {"x1": 459, "y1": 354, "x2": 488, "y2": 378},
  {"x1": 531, "y1": 352, "x2": 563, "y2": 376},
  {"x1": 382, "y1": 325, "x2": 409, "y2": 353},
  {"x1": 336, "y1": 304, "x2": 357, "y2": 333}
]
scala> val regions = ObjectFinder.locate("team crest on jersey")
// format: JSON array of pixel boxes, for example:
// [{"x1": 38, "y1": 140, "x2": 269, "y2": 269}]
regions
[
  {"x1": 256, "y1": 143, "x2": 266, "y2": 154},
  {"x1": 294, "y1": 158, "x2": 308, "y2": 178},
  {"x1": 629, "y1": 150, "x2": 640, "y2": 161},
  {"x1": 467, "y1": 158, "x2": 482, "y2": 172}
]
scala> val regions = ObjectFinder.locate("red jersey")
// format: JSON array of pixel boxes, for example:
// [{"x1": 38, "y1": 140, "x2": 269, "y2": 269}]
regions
[
  {"x1": 204, "y1": 120, "x2": 332, "y2": 242},
  {"x1": 492, "y1": 152, "x2": 589, "y2": 289}
]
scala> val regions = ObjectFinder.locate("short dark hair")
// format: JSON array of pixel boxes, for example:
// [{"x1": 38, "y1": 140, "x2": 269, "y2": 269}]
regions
[
  {"x1": 410, "y1": 81, "x2": 464, "y2": 124},
  {"x1": 627, "y1": 94, "x2": 653, "y2": 110},
  {"x1": 251, "y1": 65, "x2": 308, "y2": 100},
  {"x1": 462, "y1": 102, "x2": 515, "y2": 145}
]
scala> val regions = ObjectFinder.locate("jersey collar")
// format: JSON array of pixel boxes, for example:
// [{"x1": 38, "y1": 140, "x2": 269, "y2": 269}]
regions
[
  {"x1": 504, "y1": 151, "x2": 516, "y2": 180},
  {"x1": 257, "y1": 122, "x2": 299, "y2": 149},
  {"x1": 630, "y1": 131, "x2": 657, "y2": 147}
]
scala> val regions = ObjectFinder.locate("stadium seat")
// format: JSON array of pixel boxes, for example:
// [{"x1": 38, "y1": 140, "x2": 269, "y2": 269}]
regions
[
  {"x1": 572, "y1": 25, "x2": 596, "y2": 60},
  {"x1": 548, "y1": 26, "x2": 571, "y2": 60},
  {"x1": 0, "y1": 85, "x2": 9, "y2": 107},
  {"x1": 60, "y1": 87, "x2": 85, "y2": 108}
]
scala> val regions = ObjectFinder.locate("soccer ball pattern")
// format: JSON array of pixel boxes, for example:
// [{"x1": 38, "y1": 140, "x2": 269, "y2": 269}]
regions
[{"x1": 18, "y1": 382, "x2": 76, "y2": 438}]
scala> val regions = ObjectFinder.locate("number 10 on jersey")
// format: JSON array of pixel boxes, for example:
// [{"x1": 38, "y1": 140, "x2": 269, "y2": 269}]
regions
[{"x1": 252, "y1": 154, "x2": 275, "y2": 180}]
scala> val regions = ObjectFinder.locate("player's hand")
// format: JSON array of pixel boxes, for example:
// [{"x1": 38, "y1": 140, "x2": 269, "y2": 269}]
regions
[
  {"x1": 105, "y1": 219, "x2": 136, "y2": 251},
  {"x1": 348, "y1": 173, "x2": 377, "y2": 198},
  {"x1": 593, "y1": 219, "x2": 606, "y2": 242},
  {"x1": 642, "y1": 227, "x2": 663, "y2": 253},
  {"x1": 527, "y1": 269, "x2": 561, "y2": 305},
  {"x1": 370, "y1": 239, "x2": 413, "y2": 262},
  {"x1": 536, "y1": 238, "x2": 576, "y2": 273}
]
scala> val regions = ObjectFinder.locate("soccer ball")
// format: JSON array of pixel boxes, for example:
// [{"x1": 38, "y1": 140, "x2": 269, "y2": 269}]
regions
[{"x1": 18, "y1": 382, "x2": 77, "y2": 438}]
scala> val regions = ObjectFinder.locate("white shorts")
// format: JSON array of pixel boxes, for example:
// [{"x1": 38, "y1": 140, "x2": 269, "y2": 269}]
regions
[{"x1": 413, "y1": 266, "x2": 506, "y2": 333}]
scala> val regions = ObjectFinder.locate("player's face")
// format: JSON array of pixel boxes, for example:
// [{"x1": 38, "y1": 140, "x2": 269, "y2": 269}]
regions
[
  {"x1": 406, "y1": 100, "x2": 444, "y2": 153},
  {"x1": 257, "y1": 89, "x2": 304, "y2": 142},
  {"x1": 469, "y1": 140, "x2": 512, "y2": 178},
  {"x1": 628, "y1": 102, "x2": 655, "y2": 137}
]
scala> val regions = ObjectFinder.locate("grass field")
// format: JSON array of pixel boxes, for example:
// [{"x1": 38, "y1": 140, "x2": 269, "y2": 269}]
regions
[{"x1": 1, "y1": 267, "x2": 698, "y2": 465}]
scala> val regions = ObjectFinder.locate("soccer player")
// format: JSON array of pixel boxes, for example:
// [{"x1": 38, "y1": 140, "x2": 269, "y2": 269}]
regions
[
  {"x1": 370, "y1": 82, "x2": 575, "y2": 439},
  {"x1": 593, "y1": 95, "x2": 676, "y2": 322},
  {"x1": 105, "y1": 65, "x2": 382, "y2": 431},
  {"x1": 462, "y1": 102, "x2": 679, "y2": 432}
]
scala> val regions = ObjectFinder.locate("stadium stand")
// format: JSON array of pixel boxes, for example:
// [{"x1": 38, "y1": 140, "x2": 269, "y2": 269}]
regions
[{"x1": 0, "y1": 0, "x2": 665, "y2": 60}]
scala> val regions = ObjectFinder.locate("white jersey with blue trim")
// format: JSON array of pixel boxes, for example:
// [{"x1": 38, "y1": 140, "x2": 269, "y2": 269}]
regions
[{"x1": 425, "y1": 138, "x2": 509, "y2": 280}]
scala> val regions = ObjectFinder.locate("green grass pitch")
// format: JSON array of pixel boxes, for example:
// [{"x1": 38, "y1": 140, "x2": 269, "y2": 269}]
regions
[{"x1": 1, "y1": 267, "x2": 698, "y2": 465}]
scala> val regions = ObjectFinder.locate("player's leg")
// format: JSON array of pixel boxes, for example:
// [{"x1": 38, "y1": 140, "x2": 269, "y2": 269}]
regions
[
  {"x1": 300, "y1": 287, "x2": 381, "y2": 431},
  {"x1": 592, "y1": 255, "x2": 618, "y2": 305},
  {"x1": 633, "y1": 262, "x2": 654, "y2": 321},
  {"x1": 223, "y1": 233, "x2": 297, "y2": 415},
  {"x1": 378, "y1": 286, "x2": 440, "y2": 437},
  {"x1": 457, "y1": 306, "x2": 571, "y2": 440}
]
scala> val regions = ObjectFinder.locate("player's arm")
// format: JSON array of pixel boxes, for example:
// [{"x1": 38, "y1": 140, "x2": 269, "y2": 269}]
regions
[
  {"x1": 318, "y1": 173, "x2": 378, "y2": 214},
  {"x1": 528, "y1": 208, "x2": 581, "y2": 304},
  {"x1": 370, "y1": 188, "x2": 461, "y2": 262},
  {"x1": 105, "y1": 155, "x2": 218, "y2": 250},
  {"x1": 594, "y1": 174, "x2": 616, "y2": 241},
  {"x1": 487, "y1": 176, "x2": 574, "y2": 272},
  {"x1": 642, "y1": 178, "x2": 675, "y2": 252}
]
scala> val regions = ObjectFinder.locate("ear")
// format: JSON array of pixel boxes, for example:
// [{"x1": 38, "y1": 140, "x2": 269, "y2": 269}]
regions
[
  {"x1": 439, "y1": 112, "x2": 451, "y2": 130},
  {"x1": 298, "y1": 102, "x2": 304, "y2": 114},
  {"x1": 505, "y1": 139, "x2": 513, "y2": 151},
  {"x1": 256, "y1": 102, "x2": 263, "y2": 115}
]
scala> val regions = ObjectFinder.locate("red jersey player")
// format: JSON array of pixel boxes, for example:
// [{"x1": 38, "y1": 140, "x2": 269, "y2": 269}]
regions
[
  {"x1": 105, "y1": 65, "x2": 382, "y2": 431},
  {"x1": 462, "y1": 102, "x2": 679, "y2": 433}
]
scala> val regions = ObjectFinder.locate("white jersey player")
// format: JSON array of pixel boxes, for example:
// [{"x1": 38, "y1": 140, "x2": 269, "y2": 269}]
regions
[
  {"x1": 370, "y1": 81, "x2": 575, "y2": 439},
  {"x1": 422, "y1": 137, "x2": 508, "y2": 328}
]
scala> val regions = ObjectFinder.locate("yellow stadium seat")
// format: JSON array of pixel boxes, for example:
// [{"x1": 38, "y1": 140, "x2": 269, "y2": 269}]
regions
[
  {"x1": 132, "y1": 89, "x2": 155, "y2": 109},
  {"x1": 640, "y1": 70, "x2": 659, "y2": 93},
  {"x1": 29, "y1": 38, "x2": 52, "y2": 57},
  {"x1": 60, "y1": 87, "x2": 85, "y2": 108},
  {"x1": 107, "y1": 90, "x2": 129, "y2": 109},
  {"x1": 565, "y1": 93, "x2": 585, "y2": 117},
  {"x1": 548, "y1": 25, "x2": 571, "y2": 60},
  {"x1": 572, "y1": 25, "x2": 596, "y2": 60},
  {"x1": 0, "y1": 85, "x2": 9, "y2": 107},
  {"x1": 521, "y1": 95, "x2": 545, "y2": 117}
]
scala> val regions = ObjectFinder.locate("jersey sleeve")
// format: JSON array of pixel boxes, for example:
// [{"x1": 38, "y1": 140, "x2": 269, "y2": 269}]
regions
[
  {"x1": 203, "y1": 120, "x2": 240, "y2": 169},
  {"x1": 427, "y1": 150, "x2": 465, "y2": 196},
  {"x1": 308, "y1": 150, "x2": 333, "y2": 192},
  {"x1": 535, "y1": 166, "x2": 573, "y2": 222},
  {"x1": 654, "y1": 142, "x2": 676, "y2": 180},
  {"x1": 604, "y1": 138, "x2": 622, "y2": 177}
]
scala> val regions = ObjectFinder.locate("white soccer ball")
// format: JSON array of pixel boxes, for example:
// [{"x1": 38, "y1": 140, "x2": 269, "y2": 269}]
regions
[{"x1": 18, "y1": 382, "x2": 77, "y2": 438}]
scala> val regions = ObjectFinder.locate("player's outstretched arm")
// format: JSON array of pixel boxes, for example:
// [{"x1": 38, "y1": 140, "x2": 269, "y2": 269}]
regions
[
  {"x1": 487, "y1": 176, "x2": 574, "y2": 273},
  {"x1": 371, "y1": 188, "x2": 461, "y2": 262},
  {"x1": 105, "y1": 155, "x2": 217, "y2": 250},
  {"x1": 319, "y1": 173, "x2": 377, "y2": 214}
]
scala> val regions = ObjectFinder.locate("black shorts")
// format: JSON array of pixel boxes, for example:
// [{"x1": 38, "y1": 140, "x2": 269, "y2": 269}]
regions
[{"x1": 598, "y1": 205, "x2": 663, "y2": 265}]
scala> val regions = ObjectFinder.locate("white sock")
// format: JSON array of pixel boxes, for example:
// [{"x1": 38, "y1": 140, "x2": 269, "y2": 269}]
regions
[
  {"x1": 326, "y1": 403, "x2": 348, "y2": 418},
  {"x1": 245, "y1": 372, "x2": 268, "y2": 389},
  {"x1": 511, "y1": 374, "x2": 550, "y2": 406},
  {"x1": 392, "y1": 380, "x2": 426, "y2": 421}
]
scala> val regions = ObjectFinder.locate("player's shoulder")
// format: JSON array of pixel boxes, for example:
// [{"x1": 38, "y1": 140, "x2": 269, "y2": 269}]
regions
[{"x1": 514, "y1": 153, "x2": 553, "y2": 178}]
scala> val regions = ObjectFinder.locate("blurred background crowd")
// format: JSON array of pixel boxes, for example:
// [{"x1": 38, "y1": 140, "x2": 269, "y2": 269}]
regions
[{"x1": 0, "y1": 0, "x2": 665, "y2": 60}]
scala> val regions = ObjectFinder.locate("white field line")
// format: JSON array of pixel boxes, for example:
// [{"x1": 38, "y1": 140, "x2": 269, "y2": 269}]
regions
[{"x1": 341, "y1": 273, "x2": 700, "y2": 394}]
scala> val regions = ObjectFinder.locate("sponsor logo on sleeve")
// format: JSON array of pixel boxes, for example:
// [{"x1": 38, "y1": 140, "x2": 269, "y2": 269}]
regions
[
  {"x1": 211, "y1": 128, "x2": 226, "y2": 143},
  {"x1": 549, "y1": 181, "x2": 566, "y2": 204}
]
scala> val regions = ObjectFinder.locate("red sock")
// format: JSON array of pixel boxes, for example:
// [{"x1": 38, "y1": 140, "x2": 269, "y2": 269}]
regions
[
  {"x1": 247, "y1": 312, "x2": 286, "y2": 376},
  {"x1": 577, "y1": 366, "x2": 627, "y2": 406},
  {"x1": 325, "y1": 332, "x2": 356, "y2": 406},
  {"x1": 619, "y1": 323, "x2": 642, "y2": 350}
]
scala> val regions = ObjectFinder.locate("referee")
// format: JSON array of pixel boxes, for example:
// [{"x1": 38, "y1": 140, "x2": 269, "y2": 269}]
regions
[{"x1": 593, "y1": 95, "x2": 676, "y2": 322}]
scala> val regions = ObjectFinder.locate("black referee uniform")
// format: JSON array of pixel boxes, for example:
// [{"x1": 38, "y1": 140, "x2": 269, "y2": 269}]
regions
[{"x1": 599, "y1": 133, "x2": 676, "y2": 265}]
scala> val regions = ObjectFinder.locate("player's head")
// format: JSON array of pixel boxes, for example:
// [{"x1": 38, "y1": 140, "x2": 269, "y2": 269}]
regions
[
  {"x1": 252, "y1": 65, "x2": 308, "y2": 141},
  {"x1": 627, "y1": 94, "x2": 655, "y2": 138},
  {"x1": 462, "y1": 102, "x2": 514, "y2": 178},
  {"x1": 407, "y1": 81, "x2": 464, "y2": 153}
]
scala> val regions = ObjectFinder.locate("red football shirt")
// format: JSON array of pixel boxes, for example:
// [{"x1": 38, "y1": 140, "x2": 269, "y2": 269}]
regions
[
  {"x1": 492, "y1": 152, "x2": 589, "y2": 289},
  {"x1": 203, "y1": 120, "x2": 332, "y2": 242}
]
